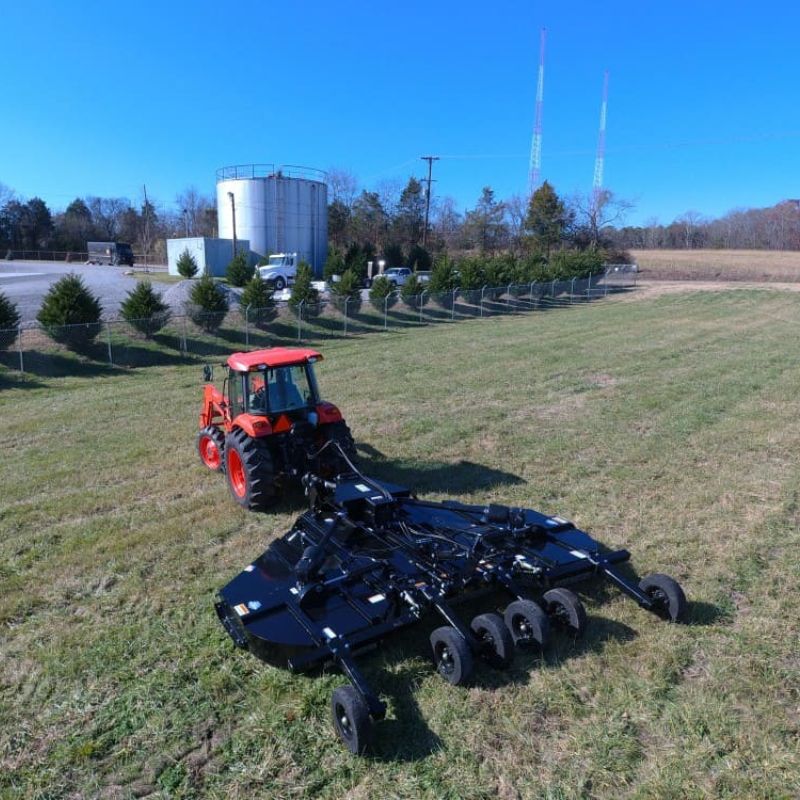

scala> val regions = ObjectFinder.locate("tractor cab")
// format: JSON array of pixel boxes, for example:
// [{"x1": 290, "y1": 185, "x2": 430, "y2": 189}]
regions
[{"x1": 230, "y1": 361, "x2": 320, "y2": 420}]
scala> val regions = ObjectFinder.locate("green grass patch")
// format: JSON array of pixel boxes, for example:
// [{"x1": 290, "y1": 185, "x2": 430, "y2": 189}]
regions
[{"x1": 1, "y1": 289, "x2": 799, "y2": 798}]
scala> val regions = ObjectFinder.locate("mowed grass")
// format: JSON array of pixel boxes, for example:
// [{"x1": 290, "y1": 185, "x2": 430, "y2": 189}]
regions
[
  {"x1": 1, "y1": 288, "x2": 799, "y2": 799},
  {"x1": 631, "y1": 248, "x2": 800, "y2": 282}
]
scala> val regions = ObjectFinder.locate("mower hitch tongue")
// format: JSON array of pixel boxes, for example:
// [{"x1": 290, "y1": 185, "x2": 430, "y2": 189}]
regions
[{"x1": 204, "y1": 349, "x2": 687, "y2": 754}]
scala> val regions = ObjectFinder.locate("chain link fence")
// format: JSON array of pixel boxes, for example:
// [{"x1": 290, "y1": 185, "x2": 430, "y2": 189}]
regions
[{"x1": 0, "y1": 269, "x2": 637, "y2": 375}]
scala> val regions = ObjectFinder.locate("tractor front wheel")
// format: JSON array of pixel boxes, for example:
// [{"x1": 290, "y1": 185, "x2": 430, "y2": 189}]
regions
[
  {"x1": 224, "y1": 429, "x2": 278, "y2": 511},
  {"x1": 197, "y1": 426, "x2": 225, "y2": 472}
]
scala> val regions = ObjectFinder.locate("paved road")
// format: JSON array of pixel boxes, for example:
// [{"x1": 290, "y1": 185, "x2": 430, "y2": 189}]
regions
[{"x1": 0, "y1": 261, "x2": 164, "y2": 322}]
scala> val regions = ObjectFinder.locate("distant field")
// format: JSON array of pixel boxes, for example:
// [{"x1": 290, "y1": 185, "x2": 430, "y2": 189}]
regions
[
  {"x1": 2, "y1": 289, "x2": 799, "y2": 798},
  {"x1": 631, "y1": 248, "x2": 800, "y2": 282}
]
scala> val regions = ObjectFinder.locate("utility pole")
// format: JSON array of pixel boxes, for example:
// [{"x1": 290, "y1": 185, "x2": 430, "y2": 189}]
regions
[
  {"x1": 227, "y1": 191, "x2": 237, "y2": 260},
  {"x1": 420, "y1": 155, "x2": 439, "y2": 250},
  {"x1": 142, "y1": 184, "x2": 150, "y2": 272}
]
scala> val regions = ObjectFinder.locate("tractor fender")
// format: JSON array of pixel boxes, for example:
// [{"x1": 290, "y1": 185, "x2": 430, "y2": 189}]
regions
[
  {"x1": 316, "y1": 402, "x2": 343, "y2": 425},
  {"x1": 232, "y1": 414, "x2": 273, "y2": 438}
]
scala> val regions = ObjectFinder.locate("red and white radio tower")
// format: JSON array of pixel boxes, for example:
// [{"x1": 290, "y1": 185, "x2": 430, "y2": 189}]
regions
[
  {"x1": 528, "y1": 28, "x2": 546, "y2": 195},
  {"x1": 592, "y1": 70, "x2": 610, "y2": 203}
]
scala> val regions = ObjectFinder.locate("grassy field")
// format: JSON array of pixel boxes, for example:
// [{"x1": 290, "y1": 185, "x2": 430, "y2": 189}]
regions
[
  {"x1": 631, "y1": 249, "x2": 800, "y2": 282},
  {"x1": 1, "y1": 288, "x2": 799, "y2": 799}
]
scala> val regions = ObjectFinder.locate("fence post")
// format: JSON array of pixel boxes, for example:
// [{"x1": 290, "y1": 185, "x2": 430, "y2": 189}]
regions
[
  {"x1": 383, "y1": 293, "x2": 390, "y2": 330},
  {"x1": 343, "y1": 296, "x2": 349, "y2": 337},
  {"x1": 105, "y1": 322, "x2": 113, "y2": 366},
  {"x1": 451, "y1": 287, "x2": 458, "y2": 321},
  {"x1": 245, "y1": 304, "x2": 251, "y2": 347},
  {"x1": 297, "y1": 301, "x2": 304, "y2": 341},
  {"x1": 529, "y1": 281, "x2": 535, "y2": 310},
  {"x1": 550, "y1": 279, "x2": 556, "y2": 301},
  {"x1": 17, "y1": 325, "x2": 23, "y2": 373},
  {"x1": 605, "y1": 268, "x2": 609, "y2": 297},
  {"x1": 586, "y1": 273, "x2": 592, "y2": 302},
  {"x1": 419, "y1": 290, "x2": 426, "y2": 324},
  {"x1": 182, "y1": 316, "x2": 188, "y2": 354},
  {"x1": 480, "y1": 285, "x2": 488, "y2": 318}
]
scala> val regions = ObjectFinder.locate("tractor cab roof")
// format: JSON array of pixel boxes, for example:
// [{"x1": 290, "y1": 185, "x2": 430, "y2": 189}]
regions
[{"x1": 227, "y1": 348, "x2": 323, "y2": 373}]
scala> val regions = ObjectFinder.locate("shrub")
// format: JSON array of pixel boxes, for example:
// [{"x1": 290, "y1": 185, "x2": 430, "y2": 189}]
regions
[
  {"x1": 428, "y1": 256, "x2": 458, "y2": 293},
  {"x1": 323, "y1": 249, "x2": 345, "y2": 283},
  {"x1": 240, "y1": 273, "x2": 277, "y2": 329},
  {"x1": 288, "y1": 261, "x2": 320, "y2": 313},
  {"x1": 369, "y1": 275, "x2": 398, "y2": 311},
  {"x1": 330, "y1": 268, "x2": 362, "y2": 314},
  {"x1": 37, "y1": 273, "x2": 103, "y2": 347},
  {"x1": 400, "y1": 274, "x2": 427, "y2": 309},
  {"x1": 383, "y1": 243, "x2": 404, "y2": 268},
  {"x1": 226, "y1": 251, "x2": 254, "y2": 287},
  {"x1": 176, "y1": 248, "x2": 199, "y2": 278},
  {"x1": 120, "y1": 280, "x2": 171, "y2": 337},
  {"x1": 548, "y1": 249, "x2": 604, "y2": 280},
  {"x1": 187, "y1": 274, "x2": 228, "y2": 332},
  {"x1": 407, "y1": 244, "x2": 432, "y2": 271},
  {"x1": 0, "y1": 291, "x2": 20, "y2": 349}
]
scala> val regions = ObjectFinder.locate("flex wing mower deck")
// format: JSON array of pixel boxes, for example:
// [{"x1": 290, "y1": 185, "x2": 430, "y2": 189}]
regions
[{"x1": 215, "y1": 469, "x2": 687, "y2": 754}]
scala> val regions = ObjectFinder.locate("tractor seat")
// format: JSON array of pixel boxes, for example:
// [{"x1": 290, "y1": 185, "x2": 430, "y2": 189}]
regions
[{"x1": 268, "y1": 382, "x2": 304, "y2": 412}]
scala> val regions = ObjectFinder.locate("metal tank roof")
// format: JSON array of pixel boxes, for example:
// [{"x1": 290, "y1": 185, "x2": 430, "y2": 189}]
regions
[{"x1": 216, "y1": 164, "x2": 327, "y2": 183}]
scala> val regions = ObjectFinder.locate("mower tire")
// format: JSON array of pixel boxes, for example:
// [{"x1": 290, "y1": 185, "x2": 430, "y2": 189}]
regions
[
  {"x1": 224, "y1": 429, "x2": 278, "y2": 511},
  {"x1": 504, "y1": 599, "x2": 550, "y2": 649},
  {"x1": 470, "y1": 612, "x2": 514, "y2": 668},
  {"x1": 331, "y1": 685, "x2": 373, "y2": 755},
  {"x1": 197, "y1": 426, "x2": 225, "y2": 472},
  {"x1": 430, "y1": 626, "x2": 473, "y2": 686},
  {"x1": 542, "y1": 588, "x2": 588, "y2": 637},
  {"x1": 639, "y1": 573, "x2": 687, "y2": 622}
]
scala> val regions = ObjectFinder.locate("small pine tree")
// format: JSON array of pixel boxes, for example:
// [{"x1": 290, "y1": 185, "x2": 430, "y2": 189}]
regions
[
  {"x1": 176, "y1": 248, "x2": 199, "y2": 278},
  {"x1": 0, "y1": 291, "x2": 21, "y2": 350},
  {"x1": 37, "y1": 273, "x2": 103, "y2": 347},
  {"x1": 400, "y1": 274, "x2": 427, "y2": 309},
  {"x1": 323, "y1": 249, "x2": 345, "y2": 283},
  {"x1": 407, "y1": 244, "x2": 432, "y2": 271},
  {"x1": 288, "y1": 261, "x2": 320, "y2": 313},
  {"x1": 368, "y1": 274, "x2": 397, "y2": 312},
  {"x1": 120, "y1": 280, "x2": 171, "y2": 337},
  {"x1": 226, "y1": 251, "x2": 254, "y2": 287},
  {"x1": 240, "y1": 273, "x2": 277, "y2": 329},
  {"x1": 330, "y1": 268, "x2": 362, "y2": 314},
  {"x1": 187, "y1": 275, "x2": 228, "y2": 332}
]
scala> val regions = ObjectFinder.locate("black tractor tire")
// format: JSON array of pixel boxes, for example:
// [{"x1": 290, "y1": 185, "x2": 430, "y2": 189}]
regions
[
  {"x1": 197, "y1": 426, "x2": 225, "y2": 472},
  {"x1": 430, "y1": 626, "x2": 473, "y2": 686},
  {"x1": 331, "y1": 685, "x2": 373, "y2": 755},
  {"x1": 224, "y1": 429, "x2": 278, "y2": 511},
  {"x1": 504, "y1": 599, "x2": 550, "y2": 649},
  {"x1": 470, "y1": 612, "x2": 515, "y2": 669},
  {"x1": 542, "y1": 588, "x2": 588, "y2": 637},
  {"x1": 639, "y1": 573, "x2": 687, "y2": 622},
  {"x1": 321, "y1": 420, "x2": 358, "y2": 467}
]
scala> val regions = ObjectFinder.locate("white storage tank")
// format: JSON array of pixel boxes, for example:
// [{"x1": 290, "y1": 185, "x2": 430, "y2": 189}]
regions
[{"x1": 216, "y1": 164, "x2": 328, "y2": 276}]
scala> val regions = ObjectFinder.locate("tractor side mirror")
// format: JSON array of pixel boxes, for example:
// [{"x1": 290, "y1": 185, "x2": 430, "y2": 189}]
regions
[{"x1": 203, "y1": 364, "x2": 213, "y2": 382}]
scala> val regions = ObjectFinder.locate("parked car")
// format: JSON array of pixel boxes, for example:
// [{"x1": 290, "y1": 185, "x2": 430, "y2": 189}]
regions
[{"x1": 381, "y1": 267, "x2": 413, "y2": 287}]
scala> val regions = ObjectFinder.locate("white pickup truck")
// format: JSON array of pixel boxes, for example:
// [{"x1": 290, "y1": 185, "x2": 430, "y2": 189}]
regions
[{"x1": 258, "y1": 252, "x2": 299, "y2": 290}]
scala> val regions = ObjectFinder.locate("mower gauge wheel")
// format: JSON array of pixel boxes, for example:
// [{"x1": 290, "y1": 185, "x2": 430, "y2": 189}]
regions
[
  {"x1": 470, "y1": 612, "x2": 514, "y2": 668},
  {"x1": 639, "y1": 573, "x2": 687, "y2": 622},
  {"x1": 542, "y1": 588, "x2": 588, "y2": 637},
  {"x1": 430, "y1": 626, "x2": 473, "y2": 686},
  {"x1": 331, "y1": 686, "x2": 372, "y2": 754},
  {"x1": 504, "y1": 600, "x2": 550, "y2": 649}
]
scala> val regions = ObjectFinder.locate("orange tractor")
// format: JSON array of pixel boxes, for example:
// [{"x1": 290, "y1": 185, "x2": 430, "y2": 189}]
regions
[{"x1": 197, "y1": 347, "x2": 357, "y2": 510}]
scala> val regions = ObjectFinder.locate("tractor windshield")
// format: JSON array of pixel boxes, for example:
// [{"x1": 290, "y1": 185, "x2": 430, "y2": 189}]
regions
[{"x1": 247, "y1": 364, "x2": 318, "y2": 415}]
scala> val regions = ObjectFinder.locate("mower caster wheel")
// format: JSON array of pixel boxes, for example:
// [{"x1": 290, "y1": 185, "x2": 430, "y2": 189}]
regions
[
  {"x1": 197, "y1": 426, "x2": 225, "y2": 472},
  {"x1": 331, "y1": 685, "x2": 373, "y2": 754},
  {"x1": 639, "y1": 573, "x2": 687, "y2": 622},
  {"x1": 542, "y1": 588, "x2": 587, "y2": 637},
  {"x1": 470, "y1": 612, "x2": 514, "y2": 668},
  {"x1": 430, "y1": 626, "x2": 473, "y2": 686},
  {"x1": 504, "y1": 600, "x2": 550, "y2": 649}
]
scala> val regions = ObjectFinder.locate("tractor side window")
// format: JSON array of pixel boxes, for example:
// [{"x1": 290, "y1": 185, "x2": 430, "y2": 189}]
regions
[{"x1": 229, "y1": 370, "x2": 245, "y2": 418}]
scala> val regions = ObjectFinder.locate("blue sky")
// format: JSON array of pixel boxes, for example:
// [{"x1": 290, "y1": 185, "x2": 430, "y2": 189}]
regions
[{"x1": 2, "y1": 0, "x2": 799, "y2": 225}]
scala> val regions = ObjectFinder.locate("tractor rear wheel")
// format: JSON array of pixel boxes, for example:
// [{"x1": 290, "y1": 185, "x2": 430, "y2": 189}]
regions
[
  {"x1": 224, "y1": 429, "x2": 278, "y2": 511},
  {"x1": 197, "y1": 426, "x2": 225, "y2": 472},
  {"x1": 321, "y1": 421, "x2": 358, "y2": 469}
]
